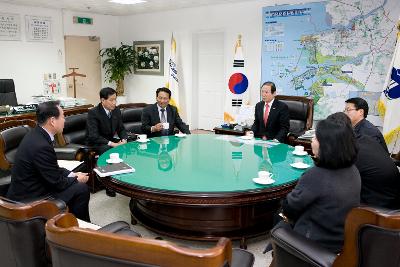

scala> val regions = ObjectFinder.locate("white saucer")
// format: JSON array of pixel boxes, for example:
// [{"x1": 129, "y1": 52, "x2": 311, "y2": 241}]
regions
[
  {"x1": 137, "y1": 139, "x2": 150, "y2": 143},
  {"x1": 175, "y1": 133, "x2": 187, "y2": 137},
  {"x1": 253, "y1": 177, "x2": 275, "y2": 185},
  {"x1": 290, "y1": 162, "x2": 310, "y2": 169},
  {"x1": 106, "y1": 158, "x2": 123, "y2": 164},
  {"x1": 292, "y1": 151, "x2": 308, "y2": 156}
]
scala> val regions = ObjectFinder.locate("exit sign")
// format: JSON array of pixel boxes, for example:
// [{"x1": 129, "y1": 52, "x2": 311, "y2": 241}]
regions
[{"x1": 73, "y1": 16, "x2": 93, "y2": 25}]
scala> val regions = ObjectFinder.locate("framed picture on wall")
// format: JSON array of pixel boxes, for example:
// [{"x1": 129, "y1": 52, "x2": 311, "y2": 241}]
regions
[{"x1": 133, "y1": 40, "x2": 164, "y2": 75}]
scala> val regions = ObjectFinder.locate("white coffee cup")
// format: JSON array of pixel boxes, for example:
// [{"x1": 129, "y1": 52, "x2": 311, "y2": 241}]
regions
[
  {"x1": 258, "y1": 171, "x2": 273, "y2": 180},
  {"x1": 137, "y1": 134, "x2": 147, "y2": 141},
  {"x1": 294, "y1": 145, "x2": 304, "y2": 153},
  {"x1": 162, "y1": 122, "x2": 169, "y2": 130},
  {"x1": 109, "y1": 153, "x2": 120, "y2": 160}
]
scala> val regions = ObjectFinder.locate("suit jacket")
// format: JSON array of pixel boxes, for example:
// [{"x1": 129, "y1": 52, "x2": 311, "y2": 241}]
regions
[
  {"x1": 356, "y1": 136, "x2": 400, "y2": 209},
  {"x1": 251, "y1": 99, "x2": 290, "y2": 142},
  {"x1": 282, "y1": 165, "x2": 361, "y2": 253},
  {"x1": 85, "y1": 103, "x2": 128, "y2": 146},
  {"x1": 354, "y1": 118, "x2": 388, "y2": 152},
  {"x1": 6, "y1": 126, "x2": 76, "y2": 201},
  {"x1": 141, "y1": 103, "x2": 190, "y2": 138}
]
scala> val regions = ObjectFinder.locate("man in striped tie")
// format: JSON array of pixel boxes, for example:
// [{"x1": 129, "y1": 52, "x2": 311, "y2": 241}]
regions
[
  {"x1": 247, "y1": 81, "x2": 289, "y2": 142},
  {"x1": 141, "y1": 87, "x2": 190, "y2": 138}
]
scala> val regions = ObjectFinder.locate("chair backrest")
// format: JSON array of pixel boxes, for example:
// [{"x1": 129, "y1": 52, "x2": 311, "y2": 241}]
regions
[
  {"x1": 0, "y1": 119, "x2": 36, "y2": 170},
  {"x1": 61, "y1": 113, "x2": 88, "y2": 145},
  {"x1": 46, "y1": 212, "x2": 234, "y2": 267},
  {"x1": 0, "y1": 197, "x2": 66, "y2": 267},
  {"x1": 275, "y1": 95, "x2": 314, "y2": 137},
  {"x1": 0, "y1": 79, "x2": 18, "y2": 106},
  {"x1": 333, "y1": 206, "x2": 400, "y2": 267},
  {"x1": 119, "y1": 103, "x2": 148, "y2": 134}
]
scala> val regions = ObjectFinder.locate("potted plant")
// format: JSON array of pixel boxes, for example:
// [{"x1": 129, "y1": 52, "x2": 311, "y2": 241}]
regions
[{"x1": 99, "y1": 43, "x2": 135, "y2": 96}]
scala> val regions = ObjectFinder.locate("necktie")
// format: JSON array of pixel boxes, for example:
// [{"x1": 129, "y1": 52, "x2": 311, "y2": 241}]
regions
[
  {"x1": 263, "y1": 103, "x2": 269, "y2": 125},
  {"x1": 160, "y1": 109, "x2": 168, "y2": 135},
  {"x1": 160, "y1": 109, "x2": 166, "y2": 123}
]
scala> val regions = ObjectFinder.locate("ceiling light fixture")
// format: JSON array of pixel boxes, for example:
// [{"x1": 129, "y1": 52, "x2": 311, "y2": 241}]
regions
[{"x1": 109, "y1": 0, "x2": 146, "y2": 4}]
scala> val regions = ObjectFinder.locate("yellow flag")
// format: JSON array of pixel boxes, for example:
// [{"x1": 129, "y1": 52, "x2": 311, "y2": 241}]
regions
[{"x1": 166, "y1": 34, "x2": 179, "y2": 110}]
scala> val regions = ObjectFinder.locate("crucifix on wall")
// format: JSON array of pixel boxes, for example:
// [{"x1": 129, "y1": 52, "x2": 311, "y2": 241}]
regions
[{"x1": 62, "y1": 67, "x2": 86, "y2": 98}]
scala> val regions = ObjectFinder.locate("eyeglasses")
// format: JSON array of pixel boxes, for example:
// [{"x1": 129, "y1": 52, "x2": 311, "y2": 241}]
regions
[{"x1": 343, "y1": 108, "x2": 357, "y2": 112}]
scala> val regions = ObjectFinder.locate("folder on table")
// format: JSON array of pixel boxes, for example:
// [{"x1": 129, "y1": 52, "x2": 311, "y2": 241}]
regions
[{"x1": 94, "y1": 162, "x2": 135, "y2": 177}]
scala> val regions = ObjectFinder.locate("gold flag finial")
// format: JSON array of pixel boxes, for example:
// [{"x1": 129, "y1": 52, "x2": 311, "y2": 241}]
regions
[
  {"x1": 397, "y1": 21, "x2": 400, "y2": 39},
  {"x1": 235, "y1": 34, "x2": 242, "y2": 53}
]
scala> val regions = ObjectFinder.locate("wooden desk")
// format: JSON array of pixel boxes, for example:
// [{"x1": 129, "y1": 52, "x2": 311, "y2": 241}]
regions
[{"x1": 0, "y1": 104, "x2": 93, "y2": 123}]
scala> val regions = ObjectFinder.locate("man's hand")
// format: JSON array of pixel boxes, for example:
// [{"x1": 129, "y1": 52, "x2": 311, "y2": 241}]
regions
[
  {"x1": 76, "y1": 172, "x2": 89, "y2": 183},
  {"x1": 109, "y1": 140, "x2": 126, "y2": 147},
  {"x1": 152, "y1": 123, "x2": 164, "y2": 132}
]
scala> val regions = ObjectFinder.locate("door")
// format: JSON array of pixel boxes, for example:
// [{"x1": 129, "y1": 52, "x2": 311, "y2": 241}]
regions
[
  {"x1": 195, "y1": 32, "x2": 225, "y2": 130},
  {"x1": 64, "y1": 36, "x2": 101, "y2": 105}
]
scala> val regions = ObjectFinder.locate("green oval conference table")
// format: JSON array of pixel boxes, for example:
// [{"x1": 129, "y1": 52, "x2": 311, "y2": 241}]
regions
[{"x1": 97, "y1": 134, "x2": 313, "y2": 247}]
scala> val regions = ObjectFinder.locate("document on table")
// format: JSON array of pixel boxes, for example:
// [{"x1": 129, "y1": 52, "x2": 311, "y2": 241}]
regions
[{"x1": 57, "y1": 160, "x2": 83, "y2": 171}]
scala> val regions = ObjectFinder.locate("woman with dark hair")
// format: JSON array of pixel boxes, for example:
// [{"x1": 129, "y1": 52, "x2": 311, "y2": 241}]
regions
[{"x1": 278, "y1": 114, "x2": 361, "y2": 253}]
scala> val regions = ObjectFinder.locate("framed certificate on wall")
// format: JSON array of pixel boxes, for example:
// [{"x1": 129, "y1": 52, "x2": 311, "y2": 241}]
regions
[
  {"x1": 0, "y1": 13, "x2": 21, "y2": 41},
  {"x1": 25, "y1": 15, "x2": 52, "y2": 42}
]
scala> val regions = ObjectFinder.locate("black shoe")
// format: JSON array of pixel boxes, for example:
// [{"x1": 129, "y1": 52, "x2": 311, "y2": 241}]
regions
[
  {"x1": 106, "y1": 189, "x2": 116, "y2": 197},
  {"x1": 263, "y1": 242, "x2": 273, "y2": 254}
]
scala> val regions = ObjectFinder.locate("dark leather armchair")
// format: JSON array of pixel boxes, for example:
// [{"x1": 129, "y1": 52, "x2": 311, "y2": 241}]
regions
[
  {"x1": 270, "y1": 206, "x2": 400, "y2": 267},
  {"x1": 118, "y1": 103, "x2": 148, "y2": 136},
  {"x1": 275, "y1": 95, "x2": 314, "y2": 140},
  {"x1": 0, "y1": 120, "x2": 36, "y2": 196},
  {"x1": 46, "y1": 212, "x2": 255, "y2": 267},
  {"x1": 0, "y1": 79, "x2": 18, "y2": 106},
  {"x1": 0, "y1": 196, "x2": 66, "y2": 267},
  {"x1": 55, "y1": 109, "x2": 99, "y2": 192}
]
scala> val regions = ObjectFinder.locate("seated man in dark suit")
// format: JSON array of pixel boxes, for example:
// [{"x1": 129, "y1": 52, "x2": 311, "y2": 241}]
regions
[
  {"x1": 344, "y1": 97, "x2": 388, "y2": 152},
  {"x1": 356, "y1": 135, "x2": 400, "y2": 209},
  {"x1": 328, "y1": 112, "x2": 400, "y2": 209},
  {"x1": 141, "y1": 87, "x2": 190, "y2": 137},
  {"x1": 86, "y1": 87, "x2": 128, "y2": 197},
  {"x1": 7, "y1": 101, "x2": 90, "y2": 221},
  {"x1": 86, "y1": 87, "x2": 128, "y2": 155},
  {"x1": 247, "y1": 81, "x2": 290, "y2": 142}
]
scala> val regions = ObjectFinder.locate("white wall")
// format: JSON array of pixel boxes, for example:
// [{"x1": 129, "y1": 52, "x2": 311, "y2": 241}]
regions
[
  {"x1": 0, "y1": 3, "x2": 65, "y2": 104},
  {"x1": 62, "y1": 10, "x2": 120, "y2": 92},
  {"x1": 0, "y1": 3, "x2": 119, "y2": 104},
  {"x1": 119, "y1": 0, "x2": 321, "y2": 128}
]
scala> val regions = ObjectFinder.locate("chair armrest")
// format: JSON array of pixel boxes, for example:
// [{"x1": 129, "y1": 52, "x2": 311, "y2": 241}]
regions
[
  {"x1": 271, "y1": 227, "x2": 336, "y2": 267},
  {"x1": 232, "y1": 249, "x2": 255, "y2": 267},
  {"x1": 55, "y1": 144, "x2": 94, "y2": 161}
]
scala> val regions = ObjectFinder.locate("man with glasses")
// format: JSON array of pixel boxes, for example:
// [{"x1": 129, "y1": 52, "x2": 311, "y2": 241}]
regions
[{"x1": 344, "y1": 97, "x2": 388, "y2": 152}]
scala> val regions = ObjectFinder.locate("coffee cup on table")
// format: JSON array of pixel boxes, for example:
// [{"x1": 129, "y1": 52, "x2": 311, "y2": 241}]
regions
[
  {"x1": 294, "y1": 145, "x2": 304, "y2": 153},
  {"x1": 109, "y1": 153, "x2": 120, "y2": 161},
  {"x1": 137, "y1": 134, "x2": 147, "y2": 141},
  {"x1": 258, "y1": 171, "x2": 273, "y2": 180},
  {"x1": 162, "y1": 122, "x2": 169, "y2": 130}
]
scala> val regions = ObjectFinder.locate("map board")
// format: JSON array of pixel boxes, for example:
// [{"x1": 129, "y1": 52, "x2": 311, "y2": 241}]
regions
[{"x1": 262, "y1": 0, "x2": 400, "y2": 121}]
